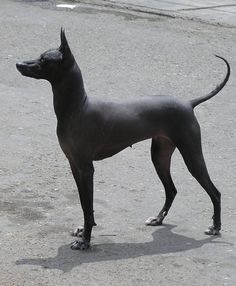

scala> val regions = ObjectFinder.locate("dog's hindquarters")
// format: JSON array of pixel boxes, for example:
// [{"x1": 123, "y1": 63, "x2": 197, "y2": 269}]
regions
[
  {"x1": 147, "y1": 114, "x2": 221, "y2": 234},
  {"x1": 176, "y1": 120, "x2": 221, "y2": 234}
]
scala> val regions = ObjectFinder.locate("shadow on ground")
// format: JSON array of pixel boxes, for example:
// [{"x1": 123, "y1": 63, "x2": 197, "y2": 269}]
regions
[{"x1": 16, "y1": 224, "x2": 231, "y2": 272}]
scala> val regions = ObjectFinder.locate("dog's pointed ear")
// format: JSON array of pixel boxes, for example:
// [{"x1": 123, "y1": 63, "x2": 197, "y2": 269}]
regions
[{"x1": 59, "y1": 28, "x2": 71, "y2": 56}]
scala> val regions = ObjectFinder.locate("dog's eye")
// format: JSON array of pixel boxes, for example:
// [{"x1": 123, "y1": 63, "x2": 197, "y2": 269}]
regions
[{"x1": 40, "y1": 58, "x2": 46, "y2": 65}]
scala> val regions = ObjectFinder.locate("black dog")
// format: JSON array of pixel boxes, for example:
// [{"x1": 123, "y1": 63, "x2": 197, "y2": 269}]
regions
[{"x1": 16, "y1": 29, "x2": 230, "y2": 250}]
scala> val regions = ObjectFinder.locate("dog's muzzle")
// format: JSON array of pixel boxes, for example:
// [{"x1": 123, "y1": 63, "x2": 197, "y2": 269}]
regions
[
  {"x1": 16, "y1": 62, "x2": 27, "y2": 74},
  {"x1": 16, "y1": 61, "x2": 41, "y2": 79}
]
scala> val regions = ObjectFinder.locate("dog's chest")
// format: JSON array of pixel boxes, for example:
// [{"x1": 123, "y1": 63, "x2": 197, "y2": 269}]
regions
[
  {"x1": 56, "y1": 124, "x2": 74, "y2": 157},
  {"x1": 56, "y1": 123, "x2": 86, "y2": 160},
  {"x1": 58, "y1": 136, "x2": 70, "y2": 156}
]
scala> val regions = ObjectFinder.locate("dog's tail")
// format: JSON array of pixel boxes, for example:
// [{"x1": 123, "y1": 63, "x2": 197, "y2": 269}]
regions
[{"x1": 190, "y1": 55, "x2": 230, "y2": 109}]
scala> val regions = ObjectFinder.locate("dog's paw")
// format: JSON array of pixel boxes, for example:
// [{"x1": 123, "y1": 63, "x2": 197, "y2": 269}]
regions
[
  {"x1": 145, "y1": 216, "x2": 163, "y2": 226},
  {"x1": 204, "y1": 225, "x2": 221, "y2": 236},
  {"x1": 71, "y1": 226, "x2": 84, "y2": 237},
  {"x1": 70, "y1": 239, "x2": 90, "y2": 250}
]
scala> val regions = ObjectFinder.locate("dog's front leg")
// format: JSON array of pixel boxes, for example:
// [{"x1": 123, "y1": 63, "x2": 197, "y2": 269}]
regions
[{"x1": 69, "y1": 161, "x2": 96, "y2": 250}]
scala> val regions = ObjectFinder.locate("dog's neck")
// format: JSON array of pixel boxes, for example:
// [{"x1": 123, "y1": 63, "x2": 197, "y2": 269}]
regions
[{"x1": 52, "y1": 63, "x2": 86, "y2": 121}]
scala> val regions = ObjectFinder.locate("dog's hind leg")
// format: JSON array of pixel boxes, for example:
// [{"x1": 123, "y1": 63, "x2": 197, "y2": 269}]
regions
[
  {"x1": 146, "y1": 137, "x2": 177, "y2": 226},
  {"x1": 177, "y1": 123, "x2": 221, "y2": 235}
]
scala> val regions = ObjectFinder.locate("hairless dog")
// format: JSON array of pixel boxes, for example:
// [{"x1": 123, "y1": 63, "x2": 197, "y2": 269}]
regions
[{"x1": 16, "y1": 29, "x2": 230, "y2": 250}]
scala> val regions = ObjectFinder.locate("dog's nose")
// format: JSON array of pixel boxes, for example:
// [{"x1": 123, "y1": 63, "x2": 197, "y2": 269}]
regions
[
  {"x1": 16, "y1": 62, "x2": 26, "y2": 67},
  {"x1": 16, "y1": 62, "x2": 30, "y2": 73},
  {"x1": 16, "y1": 62, "x2": 25, "y2": 70}
]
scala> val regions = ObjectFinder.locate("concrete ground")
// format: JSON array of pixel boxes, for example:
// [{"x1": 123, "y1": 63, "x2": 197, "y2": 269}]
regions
[
  {"x1": 0, "y1": 0, "x2": 236, "y2": 285},
  {"x1": 72, "y1": 0, "x2": 236, "y2": 27}
]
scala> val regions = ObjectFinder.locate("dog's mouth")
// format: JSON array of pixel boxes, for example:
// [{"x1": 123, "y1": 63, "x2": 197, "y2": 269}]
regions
[{"x1": 16, "y1": 61, "x2": 41, "y2": 79}]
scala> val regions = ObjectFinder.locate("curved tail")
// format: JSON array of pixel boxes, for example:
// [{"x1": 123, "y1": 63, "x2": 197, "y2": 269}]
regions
[{"x1": 190, "y1": 55, "x2": 230, "y2": 108}]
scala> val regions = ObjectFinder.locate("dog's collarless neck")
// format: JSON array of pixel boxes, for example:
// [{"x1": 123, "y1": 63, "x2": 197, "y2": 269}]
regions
[{"x1": 52, "y1": 66, "x2": 86, "y2": 121}]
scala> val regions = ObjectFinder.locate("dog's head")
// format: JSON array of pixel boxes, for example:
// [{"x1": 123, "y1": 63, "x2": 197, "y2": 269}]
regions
[{"x1": 16, "y1": 29, "x2": 74, "y2": 83}]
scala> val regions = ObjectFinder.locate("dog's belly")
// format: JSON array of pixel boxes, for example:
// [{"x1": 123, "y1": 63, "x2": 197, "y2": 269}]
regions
[
  {"x1": 94, "y1": 145, "x2": 131, "y2": 160},
  {"x1": 93, "y1": 127, "x2": 163, "y2": 161}
]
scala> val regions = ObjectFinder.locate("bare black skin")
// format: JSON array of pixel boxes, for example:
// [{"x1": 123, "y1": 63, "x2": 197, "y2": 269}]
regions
[{"x1": 16, "y1": 29, "x2": 230, "y2": 250}]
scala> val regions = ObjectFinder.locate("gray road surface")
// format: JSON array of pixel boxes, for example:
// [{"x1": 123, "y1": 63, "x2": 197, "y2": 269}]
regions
[
  {"x1": 73, "y1": 0, "x2": 236, "y2": 27},
  {"x1": 0, "y1": 0, "x2": 236, "y2": 285}
]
